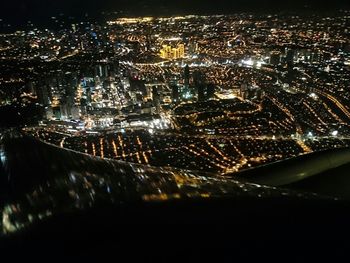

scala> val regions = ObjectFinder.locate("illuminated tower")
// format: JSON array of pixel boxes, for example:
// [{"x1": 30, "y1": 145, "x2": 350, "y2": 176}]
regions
[
  {"x1": 160, "y1": 45, "x2": 173, "y2": 59},
  {"x1": 188, "y1": 41, "x2": 198, "y2": 55},
  {"x1": 178, "y1": 43, "x2": 185, "y2": 58},
  {"x1": 172, "y1": 47, "x2": 179, "y2": 59}
]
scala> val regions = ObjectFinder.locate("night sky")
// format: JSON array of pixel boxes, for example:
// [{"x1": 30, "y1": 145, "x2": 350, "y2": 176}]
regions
[{"x1": 1, "y1": 0, "x2": 349, "y2": 27}]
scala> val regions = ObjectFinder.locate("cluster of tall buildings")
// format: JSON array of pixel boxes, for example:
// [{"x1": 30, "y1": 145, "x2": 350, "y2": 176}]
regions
[
  {"x1": 167, "y1": 65, "x2": 216, "y2": 104},
  {"x1": 269, "y1": 48, "x2": 332, "y2": 66},
  {"x1": 240, "y1": 83, "x2": 264, "y2": 101},
  {"x1": 30, "y1": 61, "x2": 122, "y2": 122},
  {"x1": 159, "y1": 43, "x2": 185, "y2": 60},
  {"x1": 32, "y1": 71, "x2": 81, "y2": 120}
]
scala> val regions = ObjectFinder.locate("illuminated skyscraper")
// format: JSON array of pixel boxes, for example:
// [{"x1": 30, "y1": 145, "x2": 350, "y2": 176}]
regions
[
  {"x1": 188, "y1": 41, "x2": 199, "y2": 55},
  {"x1": 178, "y1": 44, "x2": 185, "y2": 58},
  {"x1": 160, "y1": 45, "x2": 171, "y2": 59}
]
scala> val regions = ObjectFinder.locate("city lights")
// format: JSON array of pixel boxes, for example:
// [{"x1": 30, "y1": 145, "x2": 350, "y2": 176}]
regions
[{"x1": 1, "y1": 11, "x2": 350, "y2": 175}]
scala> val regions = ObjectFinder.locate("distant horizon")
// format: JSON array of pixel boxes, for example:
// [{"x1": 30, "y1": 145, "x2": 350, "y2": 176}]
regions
[{"x1": 0, "y1": 0, "x2": 349, "y2": 30}]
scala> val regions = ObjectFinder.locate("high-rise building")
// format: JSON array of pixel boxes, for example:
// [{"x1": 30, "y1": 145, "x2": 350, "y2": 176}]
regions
[
  {"x1": 152, "y1": 86, "x2": 160, "y2": 106},
  {"x1": 95, "y1": 64, "x2": 110, "y2": 78},
  {"x1": 60, "y1": 104, "x2": 69, "y2": 120},
  {"x1": 172, "y1": 47, "x2": 179, "y2": 59},
  {"x1": 160, "y1": 45, "x2": 171, "y2": 59},
  {"x1": 35, "y1": 80, "x2": 51, "y2": 106},
  {"x1": 52, "y1": 106, "x2": 61, "y2": 119},
  {"x1": 184, "y1": 65, "x2": 190, "y2": 88},
  {"x1": 71, "y1": 106, "x2": 80, "y2": 120},
  {"x1": 178, "y1": 44, "x2": 185, "y2": 58},
  {"x1": 66, "y1": 74, "x2": 77, "y2": 101},
  {"x1": 311, "y1": 50, "x2": 326, "y2": 64},
  {"x1": 71, "y1": 24, "x2": 77, "y2": 33},
  {"x1": 25, "y1": 81, "x2": 36, "y2": 95},
  {"x1": 109, "y1": 60, "x2": 119, "y2": 78},
  {"x1": 206, "y1": 84, "x2": 216, "y2": 100},
  {"x1": 286, "y1": 49, "x2": 295, "y2": 67},
  {"x1": 188, "y1": 41, "x2": 199, "y2": 55},
  {"x1": 171, "y1": 84, "x2": 179, "y2": 103},
  {"x1": 193, "y1": 71, "x2": 206, "y2": 102},
  {"x1": 240, "y1": 82, "x2": 249, "y2": 99},
  {"x1": 169, "y1": 77, "x2": 180, "y2": 103},
  {"x1": 86, "y1": 87, "x2": 92, "y2": 104}
]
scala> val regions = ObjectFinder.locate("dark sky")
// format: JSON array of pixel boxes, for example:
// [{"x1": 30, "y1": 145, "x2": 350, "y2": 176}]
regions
[{"x1": 0, "y1": 0, "x2": 349, "y2": 27}]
